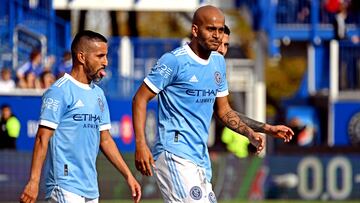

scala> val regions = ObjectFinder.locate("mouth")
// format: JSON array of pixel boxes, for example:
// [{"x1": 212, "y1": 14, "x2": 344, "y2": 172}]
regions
[
  {"x1": 98, "y1": 68, "x2": 107, "y2": 78},
  {"x1": 210, "y1": 41, "x2": 221, "y2": 47},
  {"x1": 92, "y1": 67, "x2": 107, "y2": 83}
]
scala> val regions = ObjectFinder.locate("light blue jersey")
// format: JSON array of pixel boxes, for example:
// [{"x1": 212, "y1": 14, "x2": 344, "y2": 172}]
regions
[
  {"x1": 39, "y1": 73, "x2": 111, "y2": 198},
  {"x1": 144, "y1": 44, "x2": 228, "y2": 181}
]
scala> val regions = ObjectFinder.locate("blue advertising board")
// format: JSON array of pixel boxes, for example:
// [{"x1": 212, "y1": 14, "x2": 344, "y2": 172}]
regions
[
  {"x1": 333, "y1": 101, "x2": 360, "y2": 145},
  {"x1": 0, "y1": 95, "x2": 158, "y2": 152},
  {"x1": 266, "y1": 155, "x2": 360, "y2": 200}
]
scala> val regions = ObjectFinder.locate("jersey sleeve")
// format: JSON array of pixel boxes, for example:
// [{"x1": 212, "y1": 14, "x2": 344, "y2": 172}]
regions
[
  {"x1": 216, "y1": 56, "x2": 229, "y2": 97},
  {"x1": 39, "y1": 87, "x2": 67, "y2": 129},
  {"x1": 144, "y1": 52, "x2": 178, "y2": 94},
  {"x1": 99, "y1": 93, "x2": 111, "y2": 131}
]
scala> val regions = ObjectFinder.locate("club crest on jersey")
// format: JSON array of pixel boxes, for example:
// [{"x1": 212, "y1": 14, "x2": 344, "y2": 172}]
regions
[
  {"x1": 214, "y1": 71, "x2": 221, "y2": 85},
  {"x1": 208, "y1": 192, "x2": 217, "y2": 203},
  {"x1": 190, "y1": 186, "x2": 202, "y2": 200},
  {"x1": 98, "y1": 97, "x2": 104, "y2": 112}
]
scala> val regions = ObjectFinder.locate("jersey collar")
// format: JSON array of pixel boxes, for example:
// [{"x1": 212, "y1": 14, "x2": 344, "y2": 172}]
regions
[
  {"x1": 184, "y1": 44, "x2": 210, "y2": 65},
  {"x1": 64, "y1": 73, "x2": 92, "y2": 90}
]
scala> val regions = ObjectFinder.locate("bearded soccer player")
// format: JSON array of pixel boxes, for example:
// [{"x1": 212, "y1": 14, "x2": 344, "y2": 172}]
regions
[{"x1": 20, "y1": 30, "x2": 141, "y2": 203}]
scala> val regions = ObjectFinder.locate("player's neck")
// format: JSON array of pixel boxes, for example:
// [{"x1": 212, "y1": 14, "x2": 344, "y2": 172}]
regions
[
  {"x1": 70, "y1": 68, "x2": 91, "y2": 84},
  {"x1": 189, "y1": 42, "x2": 211, "y2": 60}
]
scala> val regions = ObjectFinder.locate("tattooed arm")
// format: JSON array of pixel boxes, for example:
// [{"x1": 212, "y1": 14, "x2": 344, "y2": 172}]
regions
[
  {"x1": 235, "y1": 112, "x2": 267, "y2": 133},
  {"x1": 236, "y1": 112, "x2": 293, "y2": 142},
  {"x1": 214, "y1": 96, "x2": 265, "y2": 153},
  {"x1": 214, "y1": 96, "x2": 294, "y2": 144}
]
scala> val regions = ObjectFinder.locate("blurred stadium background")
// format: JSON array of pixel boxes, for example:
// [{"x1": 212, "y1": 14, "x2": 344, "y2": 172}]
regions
[{"x1": 0, "y1": 0, "x2": 360, "y2": 202}]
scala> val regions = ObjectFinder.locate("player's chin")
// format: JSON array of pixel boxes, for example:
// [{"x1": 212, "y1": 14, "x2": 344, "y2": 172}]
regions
[
  {"x1": 208, "y1": 44, "x2": 220, "y2": 51},
  {"x1": 92, "y1": 75, "x2": 103, "y2": 83}
]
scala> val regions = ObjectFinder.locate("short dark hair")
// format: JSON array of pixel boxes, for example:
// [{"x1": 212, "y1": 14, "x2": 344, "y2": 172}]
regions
[
  {"x1": 224, "y1": 25, "x2": 230, "y2": 35},
  {"x1": 71, "y1": 30, "x2": 107, "y2": 59},
  {"x1": 30, "y1": 49, "x2": 41, "y2": 61},
  {"x1": 1, "y1": 104, "x2": 10, "y2": 110}
]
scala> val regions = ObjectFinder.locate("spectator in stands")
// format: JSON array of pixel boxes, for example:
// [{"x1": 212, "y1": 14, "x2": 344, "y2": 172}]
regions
[
  {"x1": 0, "y1": 68, "x2": 16, "y2": 91},
  {"x1": 39, "y1": 70, "x2": 55, "y2": 89},
  {"x1": 0, "y1": 104, "x2": 21, "y2": 150},
  {"x1": 16, "y1": 49, "x2": 55, "y2": 89},
  {"x1": 16, "y1": 49, "x2": 43, "y2": 88},
  {"x1": 333, "y1": 2, "x2": 348, "y2": 40},
  {"x1": 323, "y1": 0, "x2": 348, "y2": 40},
  {"x1": 55, "y1": 51, "x2": 72, "y2": 78}
]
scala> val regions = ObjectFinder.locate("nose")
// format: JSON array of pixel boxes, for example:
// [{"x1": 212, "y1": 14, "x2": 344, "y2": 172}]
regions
[
  {"x1": 213, "y1": 30, "x2": 220, "y2": 39},
  {"x1": 103, "y1": 56, "x2": 108, "y2": 67}
]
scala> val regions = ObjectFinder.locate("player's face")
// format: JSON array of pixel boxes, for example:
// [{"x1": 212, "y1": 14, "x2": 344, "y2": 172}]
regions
[
  {"x1": 195, "y1": 15, "x2": 224, "y2": 51},
  {"x1": 84, "y1": 41, "x2": 108, "y2": 83},
  {"x1": 217, "y1": 33, "x2": 229, "y2": 56}
]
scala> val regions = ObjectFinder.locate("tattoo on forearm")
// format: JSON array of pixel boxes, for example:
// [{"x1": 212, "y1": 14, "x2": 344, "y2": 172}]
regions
[
  {"x1": 221, "y1": 110, "x2": 251, "y2": 137},
  {"x1": 236, "y1": 112, "x2": 266, "y2": 133}
]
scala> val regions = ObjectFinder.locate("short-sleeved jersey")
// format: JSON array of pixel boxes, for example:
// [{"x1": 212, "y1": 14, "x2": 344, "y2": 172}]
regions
[
  {"x1": 39, "y1": 73, "x2": 111, "y2": 198},
  {"x1": 144, "y1": 44, "x2": 228, "y2": 181}
]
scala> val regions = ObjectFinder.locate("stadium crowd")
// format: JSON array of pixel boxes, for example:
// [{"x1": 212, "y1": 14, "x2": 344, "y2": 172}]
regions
[{"x1": 0, "y1": 49, "x2": 72, "y2": 91}]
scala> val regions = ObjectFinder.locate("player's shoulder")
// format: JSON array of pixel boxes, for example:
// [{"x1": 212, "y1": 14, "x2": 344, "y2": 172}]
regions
[
  {"x1": 44, "y1": 75, "x2": 71, "y2": 95},
  {"x1": 156, "y1": 48, "x2": 181, "y2": 66},
  {"x1": 52, "y1": 75, "x2": 71, "y2": 89},
  {"x1": 171, "y1": 46, "x2": 187, "y2": 57},
  {"x1": 210, "y1": 51, "x2": 225, "y2": 58},
  {"x1": 210, "y1": 51, "x2": 226, "y2": 64}
]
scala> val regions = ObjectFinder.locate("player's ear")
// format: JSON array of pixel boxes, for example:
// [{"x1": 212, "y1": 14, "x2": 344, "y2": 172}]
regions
[
  {"x1": 191, "y1": 24, "x2": 198, "y2": 38},
  {"x1": 77, "y1": 52, "x2": 85, "y2": 64}
]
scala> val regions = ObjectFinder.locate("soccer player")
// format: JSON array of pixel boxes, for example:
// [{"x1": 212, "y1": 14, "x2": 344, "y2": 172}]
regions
[
  {"x1": 132, "y1": 5, "x2": 293, "y2": 202},
  {"x1": 20, "y1": 30, "x2": 141, "y2": 203},
  {"x1": 217, "y1": 24, "x2": 230, "y2": 56}
]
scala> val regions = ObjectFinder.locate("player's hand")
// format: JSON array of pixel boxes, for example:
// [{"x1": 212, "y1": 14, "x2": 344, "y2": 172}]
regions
[
  {"x1": 135, "y1": 143, "x2": 155, "y2": 176},
  {"x1": 268, "y1": 125, "x2": 294, "y2": 142},
  {"x1": 126, "y1": 175, "x2": 142, "y2": 203},
  {"x1": 20, "y1": 180, "x2": 39, "y2": 203},
  {"x1": 248, "y1": 132, "x2": 265, "y2": 154}
]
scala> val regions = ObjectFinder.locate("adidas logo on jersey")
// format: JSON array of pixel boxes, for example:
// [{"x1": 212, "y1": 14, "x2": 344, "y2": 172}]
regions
[
  {"x1": 189, "y1": 75, "x2": 199, "y2": 82},
  {"x1": 74, "y1": 99, "x2": 85, "y2": 108}
]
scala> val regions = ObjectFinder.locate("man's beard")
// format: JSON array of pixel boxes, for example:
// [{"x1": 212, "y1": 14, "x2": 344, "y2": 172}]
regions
[{"x1": 90, "y1": 67, "x2": 107, "y2": 84}]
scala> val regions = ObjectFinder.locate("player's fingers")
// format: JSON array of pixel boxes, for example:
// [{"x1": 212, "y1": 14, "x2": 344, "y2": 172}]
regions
[
  {"x1": 145, "y1": 159, "x2": 153, "y2": 176},
  {"x1": 20, "y1": 193, "x2": 28, "y2": 203},
  {"x1": 136, "y1": 160, "x2": 147, "y2": 175},
  {"x1": 150, "y1": 156, "x2": 156, "y2": 168},
  {"x1": 285, "y1": 129, "x2": 294, "y2": 142},
  {"x1": 20, "y1": 193, "x2": 25, "y2": 203},
  {"x1": 259, "y1": 137, "x2": 265, "y2": 150},
  {"x1": 135, "y1": 161, "x2": 142, "y2": 172},
  {"x1": 287, "y1": 127, "x2": 295, "y2": 135},
  {"x1": 21, "y1": 196, "x2": 30, "y2": 203},
  {"x1": 131, "y1": 186, "x2": 138, "y2": 203},
  {"x1": 134, "y1": 185, "x2": 141, "y2": 203}
]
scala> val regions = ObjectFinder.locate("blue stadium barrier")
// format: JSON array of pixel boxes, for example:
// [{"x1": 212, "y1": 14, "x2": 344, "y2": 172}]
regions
[
  {"x1": 0, "y1": 0, "x2": 71, "y2": 69},
  {"x1": 339, "y1": 41, "x2": 360, "y2": 91}
]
